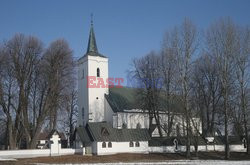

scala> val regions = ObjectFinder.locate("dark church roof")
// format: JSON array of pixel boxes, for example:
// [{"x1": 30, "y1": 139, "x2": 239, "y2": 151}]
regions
[
  {"x1": 85, "y1": 19, "x2": 106, "y2": 58},
  {"x1": 77, "y1": 122, "x2": 151, "y2": 143},
  {"x1": 105, "y1": 87, "x2": 183, "y2": 113},
  {"x1": 105, "y1": 87, "x2": 139, "y2": 112}
]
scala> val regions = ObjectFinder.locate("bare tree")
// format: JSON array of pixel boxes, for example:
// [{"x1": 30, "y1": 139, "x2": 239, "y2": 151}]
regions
[
  {"x1": 58, "y1": 89, "x2": 78, "y2": 147},
  {"x1": 177, "y1": 18, "x2": 198, "y2": 158},
  {"x1": 192, "y1": 53, "x2": 222, "y2": 136},
  {"x1": 206, "y1": 18, "x2": 239, "y2": 159},
  {"x1": 160, "y1": 28, "x2": 179, "y2": 136},
  {"x1": 0, "y1": 34, "x2": 43, "y2": 149},
  {"x1": 233, "y1": 26, "x2": 250, "y2": 154},
  {"x1": 42, "y1": 39, "x2": 75, "y2": 131},
  {"x1": 0, "y1": 34, "x2": 74, "y2": 149},
  {"x1": 132, "y1": 52, "x2": 164, "y2": 137}
]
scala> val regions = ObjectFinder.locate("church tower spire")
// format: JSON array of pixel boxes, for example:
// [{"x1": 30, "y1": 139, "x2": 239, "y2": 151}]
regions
[
  {"x1": 86, "y1": 14, "x2": 98, "y2": 54},
  {"x1": 77, "y1": 16, "x2": 109, "y2": 126}
]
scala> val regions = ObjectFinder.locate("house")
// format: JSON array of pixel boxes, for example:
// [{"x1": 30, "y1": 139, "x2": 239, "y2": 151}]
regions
[{"x1": 37, "y1": 130, "x2": 66, "y2": 149}]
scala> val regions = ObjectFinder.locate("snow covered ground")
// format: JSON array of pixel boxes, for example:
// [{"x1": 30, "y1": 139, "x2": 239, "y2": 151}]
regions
[
  {"x1": 35, "y1": 160, "x2": 250, "y2": 165},
  {"x1": 0, "y1": 157, "x2": 16, "y2": 161}
]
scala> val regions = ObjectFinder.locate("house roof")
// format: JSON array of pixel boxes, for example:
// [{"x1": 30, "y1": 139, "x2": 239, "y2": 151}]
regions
[
  {"x1": 79, "y1": 122, "x2": 151, "y2": 142},
  {"x1": 105, "y1": 87, "x2": 183, "y2": 113},
  {"x1": 37, "y1": 130, "x2": 66, "y2": 140},
  {"x1": 76, "y1": 126, "x2": 92, "y2": 145}
]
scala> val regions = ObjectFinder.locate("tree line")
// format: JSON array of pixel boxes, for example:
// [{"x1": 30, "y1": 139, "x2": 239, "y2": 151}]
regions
[
  {"x1": 0, "y1": 34, "x2": 77, "y2": 149},
  {"x1": 131, "y1": 17, "x2": 250, "y2": 159}
]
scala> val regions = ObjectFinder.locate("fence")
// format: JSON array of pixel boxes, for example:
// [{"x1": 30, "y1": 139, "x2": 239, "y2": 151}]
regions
[
  {"x1": 149, "y1": 144, "x2": 246, "y2": 153},
  {"x1": 0, "y1": 148, "x2": 83, "y2": 159}
]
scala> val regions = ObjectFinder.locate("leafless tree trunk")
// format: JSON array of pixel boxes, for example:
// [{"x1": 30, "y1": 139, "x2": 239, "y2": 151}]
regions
[
  {"x1": 192, "y1": 54, "x2": 222, "y2": 136},
  {"x1": 234, "y1": 27, "x2": 250, "y2": 154},
  {"x1": 177, "y1": 18, "x2": 198, "y2": 158},
  {"x1": 0, "y1": 35, "x2": 74, "y2": 149},
  {"x1": 161, "y1": 28, "x2": 179, "y2": 136},
  {"x1": 206, "y1": 18, "x2": 239, "y2": 159},
  {"x1": 132, "y1": 52, "x2": 164, "y2": 137}
]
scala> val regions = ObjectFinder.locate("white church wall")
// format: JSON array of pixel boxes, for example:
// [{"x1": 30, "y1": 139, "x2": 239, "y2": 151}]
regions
[
  {"x1": 87, "y1": 56, "x2": 109, "y2": 123},
  {"x1": 104, "y1": 97, "x2": 114, "y2": 125},
  {"x1": 77, "y1": 57, "x2": 89, "y2": 126},
  {"x1": 117, "y1": 112, "x2": 148, "y2": 129},
  {"x1": 116, "y1": 111, "x2": 202, "y2": 137},
  {"x1": 78, "y1": 55, "x2": 109, "y2": 125},
  {"x1": 96, "y1": 141, "x2": 149, "y2": 155}
]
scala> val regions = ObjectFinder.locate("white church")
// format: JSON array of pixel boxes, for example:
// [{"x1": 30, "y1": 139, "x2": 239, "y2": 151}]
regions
[{"x1": 74, "y1": 20, "x2": 204, "y2": 155}]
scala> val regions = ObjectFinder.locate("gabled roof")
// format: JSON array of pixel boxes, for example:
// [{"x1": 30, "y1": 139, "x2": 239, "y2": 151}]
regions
[
  {"x1": 37, "y1": 130, "x2": 66, "y2": 140},
  {"x1": 76, "y1": 126, "x2": 92, "y2": 145},
  {"x1": 105, "y1": 87, "x2": 183, "y2": 113},
  {"x1": 86, "y1": 122, "x2": 151, "y2": 142},
  {"x1": 105, "y1": 87, "x2": 139, "y2": 112}
]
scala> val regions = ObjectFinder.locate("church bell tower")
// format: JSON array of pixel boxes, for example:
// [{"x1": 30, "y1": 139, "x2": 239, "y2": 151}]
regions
[{"x1": 77, "y1": 18, "x2": 109, "y2": 126}]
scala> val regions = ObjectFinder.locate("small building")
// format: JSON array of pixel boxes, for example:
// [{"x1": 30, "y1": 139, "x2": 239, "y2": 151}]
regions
[
  {"x1": 37, "y1": 130, "x2": 66, "y2": 149},
  {"x1": 76, "y1": 122, "x2": 150, "y2": 155}
]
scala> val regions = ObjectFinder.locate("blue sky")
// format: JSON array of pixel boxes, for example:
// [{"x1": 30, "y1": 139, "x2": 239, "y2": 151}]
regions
[{"x1": 0, "y1": 0, "x2": 250, "y2": 82}]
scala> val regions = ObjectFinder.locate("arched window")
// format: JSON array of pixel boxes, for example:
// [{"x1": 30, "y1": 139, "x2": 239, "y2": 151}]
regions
[
  {"x1": 97, "y1": 68, "x2": 100, "y2": 77},
  {"x1": 129, "y1": 141, "x2": 134, "y2": 147},
  {"x1": 135, "y1": 141, "x2": 140, "y2": 147},
  {"x1": 108, "y1": 142, "x2": 112, "y2": 148},
  {"x1": 122, "y1": 123, "x2": 127, "y2": 129},
  {"x1": 173, "y1": 139, "x2": 178, "y2": 150},
  {"x1": 176, "y1": 124, "x2": 180, "y2": 137},
  {"x1": 102, "y1": 142, "x2": 106, "y2": 148},
  {"x1": 136, "y1": 123, "x2": 141, "y2": 129}
]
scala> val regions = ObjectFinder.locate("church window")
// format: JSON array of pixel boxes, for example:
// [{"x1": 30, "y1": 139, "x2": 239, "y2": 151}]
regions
[
  {"x1": 135, "y1": 141, "x2": 140, "y2": 147},
  {"x1": 176, "y1": 124, "x2": 180, "y2": 137},
  {"x1": 102, "y1": 142, "x2": 106, "y2": 148},
  {"x1": 108, "y1": 142, "x2": 112, "y2": 148},
  {"x1": 97, "y1": 68, "x2": 100, "y2": 77},
  {"x1": 82, "y1": 69, "x2": 84, "y2": 79},
  {"x1": 122, "y1": 123, "x2": 127, "y2": 129},
  {"x1": 136, "y1": 123, "x2": 141, "y2": 129},
  {"x1": 129, "y1": 141, "x2": 134, "y2": 147}
]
